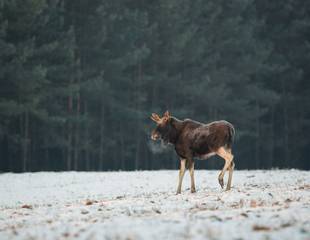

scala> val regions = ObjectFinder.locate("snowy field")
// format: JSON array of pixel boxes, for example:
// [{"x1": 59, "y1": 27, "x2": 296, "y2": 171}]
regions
[{"x1": 0, "y1": 170, "x2": 309, "y2": 240}]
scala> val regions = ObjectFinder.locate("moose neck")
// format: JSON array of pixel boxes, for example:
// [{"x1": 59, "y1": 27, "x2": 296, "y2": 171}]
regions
[{"x1": 166, "y1": 117, "x2": 183, "y2": 144}]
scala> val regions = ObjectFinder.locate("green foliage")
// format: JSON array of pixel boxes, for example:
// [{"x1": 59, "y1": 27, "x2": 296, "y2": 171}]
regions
[{"x1": 0, "y1": 0, "x2": 309, "y2": 171}]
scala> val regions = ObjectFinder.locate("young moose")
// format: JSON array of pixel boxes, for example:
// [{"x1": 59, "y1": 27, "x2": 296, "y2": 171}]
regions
[{"x1": 150, "y1": 111, "x2": 235, "y2": 194}]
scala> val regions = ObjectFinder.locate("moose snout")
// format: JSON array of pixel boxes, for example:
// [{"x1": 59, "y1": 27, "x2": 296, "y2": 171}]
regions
[{"x1": 151, "y1": 132, "x2": 160, "y2": 140}]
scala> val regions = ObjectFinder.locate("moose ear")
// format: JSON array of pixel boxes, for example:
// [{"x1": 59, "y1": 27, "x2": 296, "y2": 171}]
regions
[{"x1": 163, "y1": 110, "x2": 170, "y2": 118}]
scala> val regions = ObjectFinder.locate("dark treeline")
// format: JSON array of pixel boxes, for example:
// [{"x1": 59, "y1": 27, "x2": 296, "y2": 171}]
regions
[{"x1": 0, "y1": 0, "x2": 309, "y2": 172}]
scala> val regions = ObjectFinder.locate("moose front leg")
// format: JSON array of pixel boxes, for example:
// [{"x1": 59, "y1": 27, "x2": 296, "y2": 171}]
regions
[
  {"x1": 176, "y1": 159, "x2": 186, "y2": 194},
  {"x1": 226, "y1": 161, "x2": 235, "y2": 191},
  {"x1": 188, "y1": 160, "x2": 196, "y2": 193}
]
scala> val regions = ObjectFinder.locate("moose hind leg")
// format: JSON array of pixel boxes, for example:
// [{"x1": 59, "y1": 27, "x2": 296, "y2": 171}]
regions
[
  {"x1": 176, "y1": 159, "x2": 186, "y2": 194},
  {"x1": 188, "y1": 160, "x2": 196, "y2": 193},
  {"x1": 217, "y1": 147, "x2": 233, "y2": 189}
]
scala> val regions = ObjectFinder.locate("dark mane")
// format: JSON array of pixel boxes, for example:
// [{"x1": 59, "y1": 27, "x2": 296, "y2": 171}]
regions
[
  {"x1": 183, "y1": 118, "x2": 204, "y2": 126},
  {"x1": 163, "y1": 117, "x2": 183, "y2": 144}
]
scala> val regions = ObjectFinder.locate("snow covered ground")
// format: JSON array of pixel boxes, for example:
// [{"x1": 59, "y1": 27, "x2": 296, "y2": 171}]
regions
[{"x1": 0, "y1": 170, "x2": 309, "y2": 240}]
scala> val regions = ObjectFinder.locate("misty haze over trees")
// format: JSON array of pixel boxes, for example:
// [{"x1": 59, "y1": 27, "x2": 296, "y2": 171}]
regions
[{"x1": 0, "y1": 0, "x2": 309, "y2": 172}]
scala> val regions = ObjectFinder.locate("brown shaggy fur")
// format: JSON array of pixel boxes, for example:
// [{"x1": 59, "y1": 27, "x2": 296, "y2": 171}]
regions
[{"x1": 151, "y1": 111, "x2": 235, "y2": 193}]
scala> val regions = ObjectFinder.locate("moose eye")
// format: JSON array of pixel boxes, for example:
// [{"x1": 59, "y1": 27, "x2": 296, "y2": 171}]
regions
[{"x1": 157, "y1": 125, "x2": 165, "y2": 133}]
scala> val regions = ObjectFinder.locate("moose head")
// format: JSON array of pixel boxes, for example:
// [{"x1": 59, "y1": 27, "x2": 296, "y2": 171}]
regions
[{"x1": 150, "y1": 111, "x2": 173, "y2": 143}]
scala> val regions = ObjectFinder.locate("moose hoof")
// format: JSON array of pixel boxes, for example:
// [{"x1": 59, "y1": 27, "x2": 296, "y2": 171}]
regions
[
  {"x1": 176, "y1": 190, "x2": 181, "y2": 195},
  {"x1": 218, "y1": 178, "x2": 224, "y2": 189},
  {"x1": 191, "y1": 188, "x2": 196, "y2": 193}
]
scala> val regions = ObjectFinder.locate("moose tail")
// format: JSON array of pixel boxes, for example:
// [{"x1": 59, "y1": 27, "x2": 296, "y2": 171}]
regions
[{"x1": 227, "y1": 124, "x2": 235, "y2": 149}]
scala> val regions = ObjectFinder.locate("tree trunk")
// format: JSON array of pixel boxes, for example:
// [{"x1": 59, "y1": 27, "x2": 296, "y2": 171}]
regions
[
  {"x1": 22, "y1": 111, "x2": 29, "y2": 172},
  {"x1": 269, "y1": 106, "x2": 275, "y2": 168},
  {"x1": 2, "y1": 135, "x2": 9, "y2": 171},
  {"x1": 44, "y1": 136, "x2": 49, "y2": 170},
  {"x1": 255, "y1": 100, "x2": 260, "y2": 169},
  {"x1": 135, "y1": 138, "x2": 140, "y2": 170},
  {"x1": 99, "y1": 103, "x2": 105, "y2": 170},
  {"x1": 19, "y1": 113, "x2": 23, "y2": 171},
  {"x1": 84, "y1": 101, "x2": 90, "y2": 171},
  {"x1": 67, "y1": 95, "x2": 73, "y2": 170},
  {"x1": 149, "y1": 84, "x2": 157, "y2": 170},
  {"x1": 281, "y1": 80, "x2": 289, "y2": 167},
  {"x1": 134, "y1": 61, "x2": 142, "y2": 170},
  {"x1": 120, "y1": 121, "x2": 125, "y2": 170},
  {"x1": 62, "y1": 148, "x2": 66, "y2": 171},
  {"x1": 74, "y1": 91, "x2": 80, "y2": 170}
]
